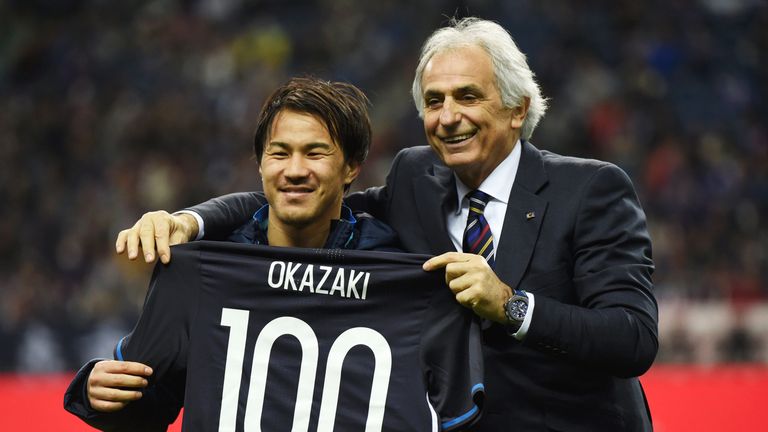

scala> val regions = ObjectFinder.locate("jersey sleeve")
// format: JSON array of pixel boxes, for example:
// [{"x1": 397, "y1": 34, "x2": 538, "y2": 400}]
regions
[
  {"x1": 110, "y1": 244, "x2": 203, "y2": 430},
  {"x1": 118, "y1": 245, "x2": 200, "y2": 370},
  {"x1": 62, "y1": 245, "x2": 202, "y2": 431},
  {"x1": 421, "y1": 276, "x2": 485, "y2": 431}
]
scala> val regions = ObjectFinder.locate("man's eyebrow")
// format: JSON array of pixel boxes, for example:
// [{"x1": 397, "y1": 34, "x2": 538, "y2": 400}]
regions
[
  {"x1": 454, "y1": 84, "x2": 483, "y2": 94},
  {"x1": 265, "y1": 142, "x2": 333, "y2": 150},
  {"x1": 304, "y1": 142, "x2": 333, "y2": 150},
  {"x1": 424, "y1": 85, "x2": 484, "y2": 98},
  {"x1": 265, "y1": 142, "x2": 289, "y2": 150}
]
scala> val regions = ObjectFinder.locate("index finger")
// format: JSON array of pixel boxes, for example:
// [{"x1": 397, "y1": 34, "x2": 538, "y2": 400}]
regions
[
  {"x1": 139, "y1": 221, "x2": 159, "y2": 263},
  {"x1": 423, "y1": 252, "x2": 474, "y2": 271},
  {"x1": 99, "y1": 361, "x2": 153, "y2": 377},
  {"x1": 115, "y1": 229, "x2": 129, "y2": 254}
]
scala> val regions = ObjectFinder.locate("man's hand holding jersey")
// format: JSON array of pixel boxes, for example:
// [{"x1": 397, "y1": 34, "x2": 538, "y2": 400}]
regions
[
  {"x1": 423, "y1": 252, "x2": 513, "y2": 323},
  {"x1": 115, "y1": 211, "x2": 198, "y2": 264},
  {"x1": 87, "y1": 360, "x2": 153, "y2": 412}
]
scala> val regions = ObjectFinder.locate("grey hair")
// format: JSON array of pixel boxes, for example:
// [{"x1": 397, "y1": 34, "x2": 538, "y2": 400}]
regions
[{"x1": 412, "y1": 17, "x2": 548, "y2": 140}]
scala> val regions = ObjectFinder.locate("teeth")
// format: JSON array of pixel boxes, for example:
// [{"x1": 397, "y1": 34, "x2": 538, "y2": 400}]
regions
[{"x1": 443, "y1": 133, "x2": 474, "y2": 143}]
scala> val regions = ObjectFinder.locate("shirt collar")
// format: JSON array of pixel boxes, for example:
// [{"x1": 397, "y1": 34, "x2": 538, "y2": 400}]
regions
[
  {"x1": 454, "y1": 139, "x2": 521, "y2": 213},
  {"x1": 251, "y1": 204, "x2": 357, "y2": 245}
]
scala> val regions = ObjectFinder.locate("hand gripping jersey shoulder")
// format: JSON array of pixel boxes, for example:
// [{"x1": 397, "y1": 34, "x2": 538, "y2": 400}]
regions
[{"x1": 118, "y1": 241, "x2": 485, "y2": 431}]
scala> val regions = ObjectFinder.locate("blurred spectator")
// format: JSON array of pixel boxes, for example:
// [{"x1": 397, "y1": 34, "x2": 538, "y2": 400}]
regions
[{"x1": 0, "y1": 0, "x2": 766, "y2": 371}]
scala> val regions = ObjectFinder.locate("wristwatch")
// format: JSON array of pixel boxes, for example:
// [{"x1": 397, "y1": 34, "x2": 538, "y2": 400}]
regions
[{"x1": 503, "y1": 290, "x2": 529, "y2": 333}]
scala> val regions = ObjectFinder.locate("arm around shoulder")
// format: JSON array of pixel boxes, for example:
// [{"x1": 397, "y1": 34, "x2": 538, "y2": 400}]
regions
[{"x1": 184, "y1": 192, "x2": 266, "y2": 240}]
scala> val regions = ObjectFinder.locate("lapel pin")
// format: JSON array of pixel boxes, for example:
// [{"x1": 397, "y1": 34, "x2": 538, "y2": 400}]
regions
[{"x1": 526, "y1": 211, "x2": 536, "y2": 220}]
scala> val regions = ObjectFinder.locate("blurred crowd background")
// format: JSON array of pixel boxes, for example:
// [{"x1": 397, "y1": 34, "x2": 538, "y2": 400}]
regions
[{"x1": 1, "y1": 0, "x2": 766, "y2": 372}]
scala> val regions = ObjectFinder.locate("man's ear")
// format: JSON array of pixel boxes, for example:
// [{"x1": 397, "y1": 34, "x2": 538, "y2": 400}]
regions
[
  {"x1": 510, "y1": 96, "x2": 530, "y2": 129},
  {"x1": 343, "y1": 162, "x2": 361, "y2": 187}
]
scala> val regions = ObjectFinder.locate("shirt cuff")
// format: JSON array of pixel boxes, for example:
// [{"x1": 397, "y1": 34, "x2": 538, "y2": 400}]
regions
[
  {"x1": 511, "y1": 292, "x2": 535, "y2": 341},
  {"x1": 174, "y1": 210, "x2": 204, "y2": 241}
]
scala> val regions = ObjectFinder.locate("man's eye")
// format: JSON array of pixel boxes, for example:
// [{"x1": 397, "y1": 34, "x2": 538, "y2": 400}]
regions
[
  {"x1": 463, "y1": 94, "x2": 477, "y2": 101},
  {"x1": 426, "y1": 98, "x2": 442, "y2": 108}
]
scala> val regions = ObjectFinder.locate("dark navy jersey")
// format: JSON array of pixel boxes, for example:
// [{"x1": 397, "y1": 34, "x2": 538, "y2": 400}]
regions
[{"x1": 117, "y1": 241, "x2": 484, "y2": 431}]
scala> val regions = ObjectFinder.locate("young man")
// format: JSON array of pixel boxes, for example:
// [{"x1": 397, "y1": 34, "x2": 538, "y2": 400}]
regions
[
  {"x1": 65, "y1": 77, "x2": 484, "y2": 431},
  {"x1": 121, "y1": 18, "x2": 658, "y2": 431}
]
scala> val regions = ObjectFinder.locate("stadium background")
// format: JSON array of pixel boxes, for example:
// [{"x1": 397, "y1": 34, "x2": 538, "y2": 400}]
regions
[{"x1": 1, "y1": 0, "x2": 766, "y2": 430}]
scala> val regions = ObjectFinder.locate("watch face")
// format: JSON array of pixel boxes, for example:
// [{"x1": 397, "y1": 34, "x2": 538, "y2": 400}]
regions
[{"x1": 508, "y1": 299, "x2": 528, "y2": 321}]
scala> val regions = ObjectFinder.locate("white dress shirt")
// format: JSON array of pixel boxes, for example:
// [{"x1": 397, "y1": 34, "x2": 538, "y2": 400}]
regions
[
  {"x1": 445, "y1": 140, "x2": 534, "y2": 340},
  {"x1": 176, "y1": 210, "x2": 206, "y2": 241}
]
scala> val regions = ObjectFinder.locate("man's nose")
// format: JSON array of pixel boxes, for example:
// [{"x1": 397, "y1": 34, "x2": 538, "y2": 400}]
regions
[
  {"x1": 439, "y1": 98, "x2": 461, "y2": 126},
  {"x1": 284, "y1": 155, "x2": 310, "y2": 178}
]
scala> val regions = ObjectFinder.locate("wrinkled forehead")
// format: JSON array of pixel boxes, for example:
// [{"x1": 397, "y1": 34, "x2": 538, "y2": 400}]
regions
[{"x1": 421, "y1": 45, "x2": 497, "y2": 93}]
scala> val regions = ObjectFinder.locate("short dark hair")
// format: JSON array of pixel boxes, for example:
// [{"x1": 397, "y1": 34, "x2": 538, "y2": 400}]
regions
[{"x1": 253, "y1": 77, "x2": 371, "y2": 167}]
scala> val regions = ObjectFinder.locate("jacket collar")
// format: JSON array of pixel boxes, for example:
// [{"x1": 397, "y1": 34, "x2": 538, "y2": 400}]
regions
[
  {"x1": 230, "y1": 204, "x2": 358, "y2": 249},
  {"x1": 495, "y1": 140, "x2": 549, "y2": 288},
  {"x1": 414, "y1": 162, "x2": 457, "y2": 253}
]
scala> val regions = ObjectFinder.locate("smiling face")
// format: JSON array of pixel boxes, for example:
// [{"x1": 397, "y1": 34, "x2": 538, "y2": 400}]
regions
[
  {"x1": 260, "y1": 109, "x2": 360, "y2": 234},
  {"x1": 421, "y1": 45, "x2": 528, "y2": 188}
]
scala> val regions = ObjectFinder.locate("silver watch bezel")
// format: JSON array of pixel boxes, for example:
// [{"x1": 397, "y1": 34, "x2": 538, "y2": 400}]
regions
[{"x1": 504, "y1": 292, "x2": 528, "y2": 324}]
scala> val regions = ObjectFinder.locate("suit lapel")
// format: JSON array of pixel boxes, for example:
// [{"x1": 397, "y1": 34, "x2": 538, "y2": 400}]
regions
[
  {"x1": 495, "y1": 141, "x2": 549, "y2": 289},
  {"x1": 414, "y1": 163, "x2": 457, "y2": 254}
]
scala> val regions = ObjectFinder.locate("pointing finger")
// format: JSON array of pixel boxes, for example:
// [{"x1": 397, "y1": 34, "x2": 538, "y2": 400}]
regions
[
  {"x1": 423, "y1": 252, "x2": 473, "y2": 271},
  {"x1": 116, "y1": 230, "x2": 128, "y2": 254}
]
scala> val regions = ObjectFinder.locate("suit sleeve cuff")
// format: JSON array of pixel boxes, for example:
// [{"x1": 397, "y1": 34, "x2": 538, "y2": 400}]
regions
[
  {"x1": 174, "y1": 210, "x2": 204, "y2": 240},
  {"x1": 511, "y1": 292, "x2": 535, "y2": 341},
  {"x1": 64, "y1": 359, "x2": 104, "y2": 418}
]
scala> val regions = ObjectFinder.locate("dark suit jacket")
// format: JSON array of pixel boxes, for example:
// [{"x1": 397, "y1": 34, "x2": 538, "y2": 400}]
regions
[{"x1": 191, "y1": 141, "x2": 658, "y2": 431}]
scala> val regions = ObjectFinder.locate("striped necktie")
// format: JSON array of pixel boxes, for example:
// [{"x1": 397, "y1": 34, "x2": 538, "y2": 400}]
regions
[{"x1": 463, "y1": 190, "x2": 495, "y2": 267}]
